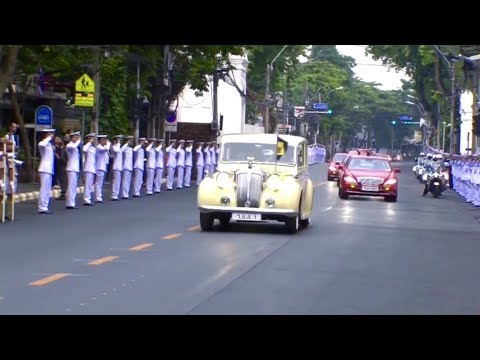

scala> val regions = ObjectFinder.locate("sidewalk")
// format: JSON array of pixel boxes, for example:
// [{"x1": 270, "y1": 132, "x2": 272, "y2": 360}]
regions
[{"x1": 14, "y1": 178, "x2": 171, "y2": 204}]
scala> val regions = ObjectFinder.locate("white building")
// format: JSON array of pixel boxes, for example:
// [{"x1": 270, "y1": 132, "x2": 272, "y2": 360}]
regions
[
  {"x1": 460, "y1": 91, "x2": 474, "y2": 154},
  {"x1": 175, "y1": 55, "x2": 264, "y2": 134}
]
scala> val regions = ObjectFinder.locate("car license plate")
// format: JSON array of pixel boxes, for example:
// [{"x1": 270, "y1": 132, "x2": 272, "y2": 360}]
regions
[
  {"x1": 232, "y1": 212, "x2": 262, "y2": 221},
  {"x1": 362, "y1": 186, "x2": 378, "y2": 192}
]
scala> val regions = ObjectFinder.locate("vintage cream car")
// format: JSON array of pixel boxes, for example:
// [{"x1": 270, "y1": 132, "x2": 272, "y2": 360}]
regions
[{"x1": 197, "y1": 133, "x2": 314, "y2": 234}]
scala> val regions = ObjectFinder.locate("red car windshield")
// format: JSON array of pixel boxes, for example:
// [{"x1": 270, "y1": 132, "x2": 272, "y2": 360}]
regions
[
  {"x1": 332, "y1": 154, "x2": 346, "y2": 163},
  {"x1": 348, "y1": 158, "x2": 391, "y2": 171}
]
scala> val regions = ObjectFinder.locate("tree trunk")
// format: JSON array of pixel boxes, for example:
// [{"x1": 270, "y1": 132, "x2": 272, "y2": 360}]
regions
[
  {"x1": 0, "y1": 45, "x2": 20, "y2": 94},
  {"x1": 9, "y1": 84, "x2": 33, "y2": 182}
]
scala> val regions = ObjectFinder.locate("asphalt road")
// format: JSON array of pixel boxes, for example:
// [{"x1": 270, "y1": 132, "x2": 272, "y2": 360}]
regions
[{"x1": 1, "y1": 162, "x2": 480, "y2": 314}]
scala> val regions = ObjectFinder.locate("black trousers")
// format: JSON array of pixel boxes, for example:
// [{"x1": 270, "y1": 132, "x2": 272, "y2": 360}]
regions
[{"x1": 53, "y1": 166, "x2": 68, "y2": 196}]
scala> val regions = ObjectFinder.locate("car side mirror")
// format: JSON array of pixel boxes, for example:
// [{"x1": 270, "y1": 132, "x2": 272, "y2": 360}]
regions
[
  {"x1": 337, "y1": 164, "x2": 344, "y2": 171},
  {"x1": 394, "y1": 168, "x2": 401, "y2": 174}
]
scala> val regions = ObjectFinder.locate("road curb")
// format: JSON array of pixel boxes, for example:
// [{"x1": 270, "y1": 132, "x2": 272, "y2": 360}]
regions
[{"x1": 13, "y1": 178, "x2": 174, "y2": 203}]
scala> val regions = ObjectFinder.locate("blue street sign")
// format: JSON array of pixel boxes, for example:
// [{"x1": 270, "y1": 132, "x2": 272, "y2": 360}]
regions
[
  {"x1": 313, "y1": 102, "x2": 329, "y2": 111},
  {"x1": 166, "y1": 111, "x2": 177, "y2": 123},
  {"x1": 35, "y1": 105, "x2": 53, "y2": 130},
  {"x1": 399, "y1": 115, "x2": 413, "y2": 121}
]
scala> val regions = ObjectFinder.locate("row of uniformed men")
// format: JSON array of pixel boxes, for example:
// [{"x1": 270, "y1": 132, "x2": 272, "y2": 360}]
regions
[
  {"x1": 449, "y1": 155, "x2": 480, "y2": 208},
  {"x1": 36, "y1": 129, "x2": 220, "y2": 214}
]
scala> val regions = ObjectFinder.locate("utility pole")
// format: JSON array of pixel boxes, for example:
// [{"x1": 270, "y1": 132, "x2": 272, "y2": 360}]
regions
[
  {"x1": 135, "y1": 61, "x2": 141, "y2": 142},
  {"x1": 472, "y1": 69, "x2": 478, "y2": 152},
  {"x1": 436, "y1": 102, "x2": 441, "y2": 149},
  {"x1": 265, "y1": 64, "x2": 271, "y2": 133},
  {"x1": 92, "y1": 47, "x2": 101, "y2": 141},
  {"x1": 449, "y1": 66, "x2": 456, "y2": 154},
  {"x1": 213, "y1": 70, "x2": 219, "y2": 131}
]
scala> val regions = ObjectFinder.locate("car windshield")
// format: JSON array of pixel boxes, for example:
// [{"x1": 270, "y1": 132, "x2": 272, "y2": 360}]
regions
[
  {"x1": 348, "y1": 158, "x2": 391, "y2": 171},
  {"x1": 332, "y1": 154, "x2": 346, "y2": 163},
  {"x1": 222, "y1": 142, "x2": 295, "y2": 165}
]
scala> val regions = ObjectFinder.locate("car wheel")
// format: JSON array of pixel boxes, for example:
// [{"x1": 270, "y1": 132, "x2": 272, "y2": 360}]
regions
[
  {"x1": 385, "y1": 195, "x2": 397, "y2": 202},
  {"x1": 285, "y1": 215, "x2": 299, "y2": 234},
  {"x1": 299, "y1": 218, "x2": 310, "y2": 228},
  {"x1": 338, "y1": 187, "x2": 349, "y2": 200},
  {"x1": 218, "y1": 214, "x2": 231, "y2": 226},
  {"x1": 200, "y1": 213, "x2": 214, "y2": 231}
]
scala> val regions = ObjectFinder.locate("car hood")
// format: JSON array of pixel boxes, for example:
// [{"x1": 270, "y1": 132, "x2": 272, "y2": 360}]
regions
[{"x1": 348, "y1": 169, "x2": 392, "y2": 180}]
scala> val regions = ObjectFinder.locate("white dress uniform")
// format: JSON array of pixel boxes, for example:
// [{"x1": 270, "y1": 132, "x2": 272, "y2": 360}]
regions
[
  {"x1": 166, "y1": 141, "x2": 177, "y2": 190},
  {"x1": 65, "y1": 134, "x2": 81, "y2": 208},
  {"x1": 94, "y1": 137, "x2": 111, "y2": 202},
  {"x1": 196, "y1": 144, "x2": 204, "y2": 186},
  {"x1": 4, "y1": 132, "x2": 18, "y2": 195},
  {"x1": 121, "y1": 137, "x2": 134, "y2": 199},
  {"x1": 133, "y1": 139, "x2": 146, "y2": 197},
  {"x1": 37, "y1": 130, "x2": 56, "y2": 213},
  {"x1": 82, "y1": 135, "x2": 97, "y2": 205},
  {"x1": 111, "y1": 136, "x2": 123, "y2": 200},
  {"x1": 145, "y1": 139, "x2": 157, "y2": 195},
  {"x1": 154, "y1": 141, "x2": 164, "y2": 193},
  {"x1": 215, "y1": 145, "x2": 220, "y2": 171},
  {"x1": 184, "y1": 141, "x2": 193, "y2": 187},
  {"x1": 176, "y1": 141, "x2": 185, "y2": 189},
  {"x1": 203, "y1": 146, "x2": 211, "y2": 177},
  {"x1": 209, "y1": 146, "x2": 216, "y2": 174}
]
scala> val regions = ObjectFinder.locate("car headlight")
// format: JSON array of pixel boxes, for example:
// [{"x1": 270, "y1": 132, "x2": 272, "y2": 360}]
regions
[
  {"x1": 216, "y1": 172, "x2": 232, "y2": 189},
  {"x1": 433, "y1": 173, "x2": 439, "y2": 178},
  {"x1": 266, "y1": 174, "x2": 282, "y2": 191},
  {"x1": 384, "y1": 179, "x2": 397, "y2": 186},
  {"x1": 344, "y1": 175, "x2": 357, "y2": 183},
  {"x1": 329, "y1": 166, "x2": 337, "y2": 171}
]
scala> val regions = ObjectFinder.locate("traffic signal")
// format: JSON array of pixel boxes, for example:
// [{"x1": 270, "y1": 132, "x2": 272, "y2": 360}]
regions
[
  {"x1": 391, "y1": 120, "x2": 397, "y2": 125},
  {"x1": 473, "y1": 114, "x2": 480, "y2": 135},
  {"x1": 327, "y1": 109, "x2": 333, "y2": 115}
]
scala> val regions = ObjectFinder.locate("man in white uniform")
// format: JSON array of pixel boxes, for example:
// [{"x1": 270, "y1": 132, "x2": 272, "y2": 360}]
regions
[
  {"x1": 165, "y1": 139, "x2": 177, "y2": 191},
  {"x1": 133, "y1": 137, "x2": 146, "y2": 197},
  {"x1": 145, "y1": 137, "x2": 157, "y2": 195},
  {"x1": 121, "y1": 135, "x2": 134, "y2": 199},
  {"x1": 203, "y1": 142, "x2": 212, "y2": 177},
  {"x1": 94, "y1": 135, "x2": 111, "y2": 203},
  {"x1": 65, "y1": 131, "x2": 81, "y2": 209},
  {"x1": 82, "y1": 133, "x2": 96, "y2": 206},
  {"x1": 209, "y1": 142, "x2": 216, "y2": 174},
  {"x1": 176, "y1": 140, "x2": 185, "y2": 189},
  {"x1": 184, "y1": 140, "x2": 193, "y2": 188},
  {"x1": 154, "y1": 139, "x2": 164, "y2": 193},
  {"x1": 37, "y1": 128, "x2": 56, "y2": 214},
  {"x1": 195, "y1": 142, "x2": 204, "y2": 186},
  {"x1": 110, "y1": 135, "x2": 123, "y2": 201}
]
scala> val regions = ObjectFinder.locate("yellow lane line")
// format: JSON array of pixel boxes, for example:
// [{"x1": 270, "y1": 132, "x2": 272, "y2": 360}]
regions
[
  {"x1": 87, "y1": 256, "x2": 119, "y2": 266},
  {"x1": 29, "y1": 273, "x2": 71, "y2": 286}
]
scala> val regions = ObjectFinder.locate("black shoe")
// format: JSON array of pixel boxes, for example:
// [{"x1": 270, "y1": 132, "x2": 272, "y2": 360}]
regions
[
  {"x1": 94, "y1": 200, "x2": 105, "y2": 203},
  {"x1": 121, "y1": 197, "x2": 129, "y2": 200},
  {"x1": 111, "y1": 198, "x2": 119, "y2": 201},
  {"x1": 83, "y1": 203, "x2": 94, "y2": 206},
  {"x1": 133, "y1": 195, "x2": 140, "y2": 198},
  {"x1": 38, "y1": 211, "x2": 53, "y2": 214},
  {"x1": 66, "y1": 206, "x2": 79, "y2": 209}
]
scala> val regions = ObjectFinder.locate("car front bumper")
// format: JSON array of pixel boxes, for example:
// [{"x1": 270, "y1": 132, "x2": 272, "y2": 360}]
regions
[
  {"x1": 344, "y1": 189, "x2": 397, "y2": 197},
  {"x1": 198, "y1": 205, "x2": 298, "y2": 217}
]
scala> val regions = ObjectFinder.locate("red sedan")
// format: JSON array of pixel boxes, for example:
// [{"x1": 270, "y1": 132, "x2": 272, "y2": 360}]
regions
[
  {"x1": 327, "y1": 153, "x2": 347, "y2": 181},
  {"x1": 337, "y1": 154, "x2": 401, "y2": 202}
]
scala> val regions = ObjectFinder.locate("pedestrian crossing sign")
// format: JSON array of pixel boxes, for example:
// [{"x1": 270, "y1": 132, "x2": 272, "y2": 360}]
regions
[{"x1": 75, "y1": 73, "x2": 95, "y2": 93}]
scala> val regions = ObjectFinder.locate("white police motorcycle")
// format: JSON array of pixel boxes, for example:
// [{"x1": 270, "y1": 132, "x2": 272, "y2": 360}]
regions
[{"x1": 422, "y1": 155, "x2": 447, "y2": 198}]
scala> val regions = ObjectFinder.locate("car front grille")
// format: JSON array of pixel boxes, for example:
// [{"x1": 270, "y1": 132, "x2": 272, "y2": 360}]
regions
[
  {"x1": 357, "y1": 177, "x2": 384, "y2": 186},
  {"x1": 236, "y1": 170, "x2": 264, "y2": 208}
]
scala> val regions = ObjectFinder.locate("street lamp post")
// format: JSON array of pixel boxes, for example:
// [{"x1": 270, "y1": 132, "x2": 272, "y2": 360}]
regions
[
  {"x1": 433, "y1": 45, "x2": 456, "y2": 154},
  {"x1": 265, "y1": 45, "x2": 288, "y2": 134},
  {"x1": 315, "y1": 86, "x2": 343, "y2": 150}
]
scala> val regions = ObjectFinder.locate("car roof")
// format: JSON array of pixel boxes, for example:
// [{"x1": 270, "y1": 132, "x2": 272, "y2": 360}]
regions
[
  {"x1": 347, "y1": 154, "x2": 390, "y2": 161},
  {"x1": 219, "y1": 133, "x2": 306, "y2": 147},
  {"x1": 333, "y1": 153, "x2": 347, "y2": 156}
]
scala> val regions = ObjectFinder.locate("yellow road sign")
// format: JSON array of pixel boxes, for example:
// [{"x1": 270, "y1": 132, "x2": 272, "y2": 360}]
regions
[
  {"x1": 75, "y1": 73, "x2": 95, "y2": 93},
  {"x1": 75, "y1": 92, "x2": 94, "y2": 107}
]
